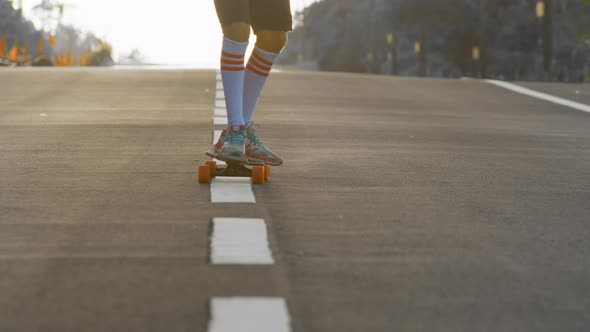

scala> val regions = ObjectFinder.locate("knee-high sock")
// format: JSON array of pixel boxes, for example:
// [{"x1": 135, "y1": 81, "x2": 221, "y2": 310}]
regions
[
  {"x1": 220, "y1": 38, "x2": 249, "y2": 128},
  {"x1": 243, "y1": 46, "x2": 280, "y2": 123}
]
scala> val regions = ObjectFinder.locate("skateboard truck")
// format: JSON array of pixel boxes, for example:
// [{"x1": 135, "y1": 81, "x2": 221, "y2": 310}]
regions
[{"x1": 197, "y1": 152, "x2": 270, "y2": 184}]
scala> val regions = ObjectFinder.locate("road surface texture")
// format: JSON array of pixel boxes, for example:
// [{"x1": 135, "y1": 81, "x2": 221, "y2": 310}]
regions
[{"x1": 1, "y1": 68, "x2": 589, "y2": 332}]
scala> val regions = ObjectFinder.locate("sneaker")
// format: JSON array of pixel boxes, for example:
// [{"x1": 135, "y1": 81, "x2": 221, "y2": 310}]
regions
[
  {"x1": 213, "y1": 129, "x2": 227, "y2": 154},
  {"x1": 245, "y1": 123, "x2": 283, "y2": 166},
  {"x1": 218, "y1": 124, "x2": 249, "y2": 159}
]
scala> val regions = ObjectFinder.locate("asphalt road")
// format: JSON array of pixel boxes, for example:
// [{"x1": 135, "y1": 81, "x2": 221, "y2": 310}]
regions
[{"x1": 1, "y1": 68, "x2": 589, "y2": 332}]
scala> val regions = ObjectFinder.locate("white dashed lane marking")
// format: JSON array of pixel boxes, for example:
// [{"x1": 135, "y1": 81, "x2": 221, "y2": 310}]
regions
[
  {"x1": 486, "y1": 79, "x2": 590, "y2": 114},
  {"x1": 211, "y1": 177, "x2": 255, "y2": 203},
  {"x1": 214, "y1": 158, "x2": 227, "y2": 167},
  {"x1": 214, "y1": 108, "x2": 226, "y2": 117},
  {"x1": 207, "y1": 71, "x2": 292, "y2": 330},
  {"x1": 208, "y1": 297, "x2": 291, "y2": 332},
  {"x1": 215, "y1": 100, "x2": 226, "y2": 109},
  {"x1": 212, "y1": 75, "x2": 227, "y2": 166},
  {"x1": 211, "y1": 131, "x2": 227, "y2": 166},
  {"x1": 212, "y1": 130, "x2": 223, "y2": 144},
  {"x1": 214, "y1": 75, "x2": 227, "y2": 122},
  {"x1": 214, "y1": 117, "x2": 228, "y2": 125},
  {"x1": 210, "y1": 218, "x2": 274, "y2": 265}
]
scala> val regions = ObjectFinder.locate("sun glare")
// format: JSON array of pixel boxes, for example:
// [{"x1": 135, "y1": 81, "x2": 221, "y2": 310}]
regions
[{"x1": 22, "y1": 0, "x2": 312, "y2": 67}]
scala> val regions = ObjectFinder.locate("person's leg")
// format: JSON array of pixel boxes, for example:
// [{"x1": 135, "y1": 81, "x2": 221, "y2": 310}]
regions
[
  {"x1": 220, "y1": 23, "x2": 250, "y2": 130},
  {"x1": 212, "y1": 29, "x2": 249, "y2": 154},
  {"x1": 242, "y1": 31, "x2": 287, "y2": 165},
  {"x1": 222, "y1": 22, "x2": 251, "y2": 43},
  {"x1": 238, "y1": 0, "x2": 292, "y2": 165},
  {"x1": 242, "y1": 31, "x2": 287, "y2": 123},
  {"x1": 214, "y1": 0, "x2": 252, "y2": 128},
  {"x1": 213, "y1": 0, "x2": 252, "y2": 157},
  {"x1": 242, "y1": 0, "x2": 292, "y2": 123}
]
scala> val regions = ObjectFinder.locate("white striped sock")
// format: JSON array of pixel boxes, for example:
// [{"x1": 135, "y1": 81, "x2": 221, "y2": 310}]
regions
[
  {"x1": 243, "y1": 46, "x2": 279, "y2": 123},
  {"x1": 220, "y1": 38, "x2": 248, "y2": 126}
]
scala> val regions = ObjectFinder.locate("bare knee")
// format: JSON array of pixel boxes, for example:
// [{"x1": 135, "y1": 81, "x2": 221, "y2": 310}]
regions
[
  {"x1": 256, "y1": 30, "x2": 288, "y2": 53},
  {"x1": 222, "y1": 22, "x2": 251, "y2": 42}
]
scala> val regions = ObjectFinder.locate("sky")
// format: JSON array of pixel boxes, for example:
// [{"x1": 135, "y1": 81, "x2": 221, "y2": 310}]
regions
[{"x1": 23, "y1": 0, "x2": 316, "y2": 67}]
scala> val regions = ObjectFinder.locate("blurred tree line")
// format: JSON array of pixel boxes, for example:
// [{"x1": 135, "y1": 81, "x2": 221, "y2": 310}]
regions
[
  {"x1": 0, "y1": 0, "x2": 41, "y2": 61},
  {"x1": 0, "y1": 0, "x2": 112, "y2": 66},
  {"x1": 281, "y1": 0, "x2": 590, "y2": 82}
]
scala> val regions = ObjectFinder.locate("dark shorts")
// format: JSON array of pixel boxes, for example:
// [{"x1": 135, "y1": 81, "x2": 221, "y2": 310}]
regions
[{"x1": 214, "y1": 0, "x2": 293, "y2": 34}]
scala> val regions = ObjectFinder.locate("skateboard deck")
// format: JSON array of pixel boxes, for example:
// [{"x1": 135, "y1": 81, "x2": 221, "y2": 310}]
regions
[
  {"x1": 198, "y1": 152, "x2": 269, "y2": 184},
  {"x1": 205, "y1": 152, "x2": 264, "y2": 167}
]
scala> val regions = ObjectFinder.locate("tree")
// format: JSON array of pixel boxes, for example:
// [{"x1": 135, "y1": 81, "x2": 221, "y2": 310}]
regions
[
  {"x1": 280, "y1": 0, "x2": 590, "y2": 81},
  {"x1": 397, "y1": 0, "x2": 465, "y2": 76}
]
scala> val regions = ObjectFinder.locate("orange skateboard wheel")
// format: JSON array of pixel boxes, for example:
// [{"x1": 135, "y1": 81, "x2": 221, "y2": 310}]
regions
[
  {"x1": 206, "y1": 160, "x2": 217, "y2": 176},
  {"x1": 264, "y1": 165, "x2": 271, "y2": 182},
  {"x1": 252, "y1": 165, "x2": 265, "y2": 184},
  {"x1": 198, "y1": 164, "x2": 212, "y2": 184}
]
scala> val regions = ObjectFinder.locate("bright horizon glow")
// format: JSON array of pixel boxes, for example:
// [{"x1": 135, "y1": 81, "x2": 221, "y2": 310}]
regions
[{"x1": 23, "y1": 0, "x2": 316, "y2": 67}]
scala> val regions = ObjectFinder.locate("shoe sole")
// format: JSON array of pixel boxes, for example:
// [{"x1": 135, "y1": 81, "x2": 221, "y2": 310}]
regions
[
  {"x1": 215, "y1": 153, "x2": 249, "y2": 164},
  {"x1": 245, "y1": 155, "x2": 283, "y2": 166}
]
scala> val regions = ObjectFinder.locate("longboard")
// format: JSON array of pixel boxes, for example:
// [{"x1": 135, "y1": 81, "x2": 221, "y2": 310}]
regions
[
  {"x1": 198, "y1": 152, "x2": 269, "y2": 184},
  {"x1": 205, "y1": 152, "x2": 263, "y2": 167}
]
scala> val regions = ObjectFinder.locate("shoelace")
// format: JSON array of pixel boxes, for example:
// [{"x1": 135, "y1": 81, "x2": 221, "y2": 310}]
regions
[
  {"x1": 227, "y1": 127, "x2": 246, "y2": 145},
  {"x1": 247, "y1": 125, "x2": 265, "y2": 148}
]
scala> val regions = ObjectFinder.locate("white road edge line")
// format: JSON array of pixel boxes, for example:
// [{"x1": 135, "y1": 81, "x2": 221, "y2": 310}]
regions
[
  {"x1": 208, "y1": 297, "x2": 291, "y2": 332},
  {"x1": 485, "y1": 79, "x2": 590, "y2": 114},
  {"x1": 211, "y1": 177, "x2": 255, "y2": 203},
  {"x1": 210, "y1": 218, "x2": 274, "y2": 265}
]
